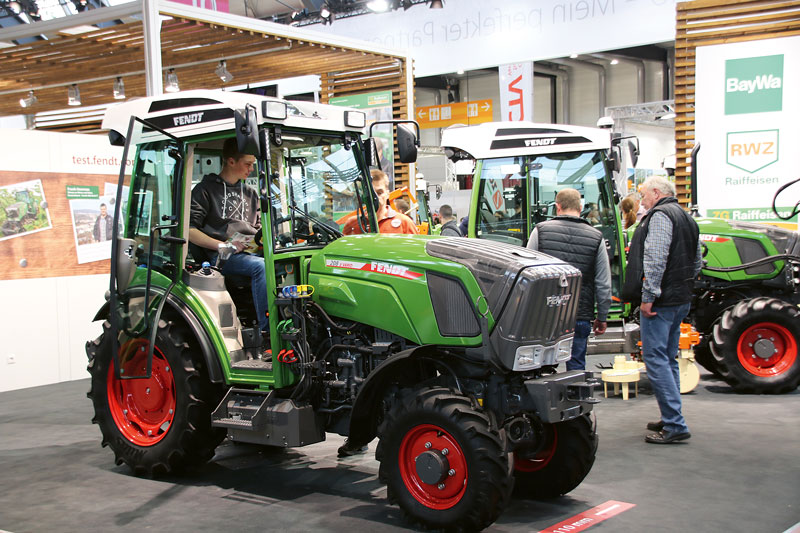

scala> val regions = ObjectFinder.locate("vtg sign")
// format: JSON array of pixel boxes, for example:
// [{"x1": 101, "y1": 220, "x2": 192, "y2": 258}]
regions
[{"x1": 499, "y1": 62, "x2": 533, "y2": 121}]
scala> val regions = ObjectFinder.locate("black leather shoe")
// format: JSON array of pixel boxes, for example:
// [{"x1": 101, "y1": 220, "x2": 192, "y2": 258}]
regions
[
  {"x1": 647, "y1": 420, "x2": 664, "y2": 432},
  {"x1": 645, "y1": 430, "x2": 691, "y2": 444}
]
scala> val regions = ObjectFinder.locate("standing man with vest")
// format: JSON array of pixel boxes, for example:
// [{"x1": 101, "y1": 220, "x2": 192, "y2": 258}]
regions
[
  {"x1": 527, "y1": 188, "x2": 611, "y2": 371},
  {"x1": 622, "y1": 176, "x2": 701, "y2": 445}
]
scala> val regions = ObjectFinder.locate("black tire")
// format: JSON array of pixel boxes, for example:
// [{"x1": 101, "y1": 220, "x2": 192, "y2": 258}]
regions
[
  {"x1": 86, "y1": 319, "x2": 226, "y2": 476},
  {"x1": 512, "y1": 414, "x2": 597, "y2": 499},
  {"x1": 711, "y1": 297, "x2": 800, "y2": 394},
  {"x1": 377, "y1": 386, "x2": 513, "y2": 531},
  {"x1": 693, "y1": 341, "x2": 721, "y2": 377}
]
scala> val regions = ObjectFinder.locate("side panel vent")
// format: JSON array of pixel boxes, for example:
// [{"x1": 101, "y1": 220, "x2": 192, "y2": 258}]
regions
[{"x1": 427, "y1": 273, "x2": 480, "y2": 337}]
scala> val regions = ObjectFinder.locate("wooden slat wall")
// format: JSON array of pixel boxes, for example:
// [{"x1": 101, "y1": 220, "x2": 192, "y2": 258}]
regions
[
  {"x1": 674, "y1": 0, "x2": 800, "y2": 206},
  {"x1": 320, "y1": 60, "x2": 413, "y2": 190}
]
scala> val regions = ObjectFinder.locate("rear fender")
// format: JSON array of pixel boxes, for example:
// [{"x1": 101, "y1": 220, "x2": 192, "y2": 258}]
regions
[{"x1": 90, "y1": 296, "x2": 224, "y2": 384}]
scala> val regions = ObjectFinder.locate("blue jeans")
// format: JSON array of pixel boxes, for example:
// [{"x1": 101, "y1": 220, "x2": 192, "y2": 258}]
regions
[
  {"x1": 640, "y1": 302, "x2": 691, "y2": 434},
  {"x1": 566, "y1": 320, "x2": 592, "y2": 371},
  {"x1": 211, "y1": 252, "x2": 269, "y2": 333}
]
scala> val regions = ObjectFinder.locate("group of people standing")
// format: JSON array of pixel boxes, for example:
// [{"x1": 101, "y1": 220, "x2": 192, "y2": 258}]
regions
[{"x1": 530, "y1": 177, "x2": 700, "y2": 445}]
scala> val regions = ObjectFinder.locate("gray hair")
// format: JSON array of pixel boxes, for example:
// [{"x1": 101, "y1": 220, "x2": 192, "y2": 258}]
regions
[{"x1": 641, "y1": 176, "x2": 676, "y2": 197}]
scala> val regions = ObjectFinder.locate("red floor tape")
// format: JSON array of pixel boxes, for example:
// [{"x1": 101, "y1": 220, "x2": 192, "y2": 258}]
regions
[{"x1": 539, "y1": 500, "x2": 636, "y2": 533}]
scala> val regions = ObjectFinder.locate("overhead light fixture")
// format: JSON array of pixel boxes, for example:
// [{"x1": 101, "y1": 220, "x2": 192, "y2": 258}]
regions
[
  {"x1": 165, "y1": 69, "x2": 180, "y2": 92},
  {"x1": 569, "y1": 53, "x2": 578, "y2": 59},
  {"x1": 320, "y1": 4, "x2": 333, "y2": 24},
  {"x1": 429, "y1": 0, "x2": 443, "y2": 8},
  {"x1": 113, "y1": 77, "x2": 125, "y2": 100},
  {"x1": 456, "y1": 68, "x2": 464, "y2": 75},
  {"x1": 215, "y1": 60, "x2": 233, "y2": 83},
  {"x1": 68, "y1": 84, "x2": 81, "y2": 106},
  {"x1": 367, "y1": 0, "x2": 389, "y2": 12},
  {"x1": 19, "y1": 90, "x2": 37, "y2": 108},
  {"x1": 610, "y1": 58, "x2": 619, "y2": 65}
]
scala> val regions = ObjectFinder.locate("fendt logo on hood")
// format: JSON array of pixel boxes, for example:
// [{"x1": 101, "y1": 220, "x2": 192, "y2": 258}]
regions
[{"x1": 725, "y1": 54, "x2": 783, "y2": 115}]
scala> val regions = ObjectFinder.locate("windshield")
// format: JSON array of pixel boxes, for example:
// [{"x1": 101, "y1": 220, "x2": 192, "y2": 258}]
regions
[{"x1": 269, "y1": 131, "x2": 369, "y2": 250}]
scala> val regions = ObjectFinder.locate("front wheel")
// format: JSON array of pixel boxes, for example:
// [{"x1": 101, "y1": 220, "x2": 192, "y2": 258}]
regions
[
  {"x1": 711, "y1": 297, "x2": 800, "y2": 394},
  {"x1": 86, "y1": 319, "x2": 225, "y2": 476},
  {"x1": 513, "y1": 414, "x2": 597, "y2": 499},
  {"x1": 377, "y1": 386, "x2": 512, "y2": 531}
]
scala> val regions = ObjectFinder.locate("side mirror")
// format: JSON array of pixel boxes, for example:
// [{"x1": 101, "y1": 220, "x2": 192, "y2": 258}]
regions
[
  {"x1": 234, "y1": 104, "x2": 261, "y2": 158},
  {"x1": 608, "y1": 146, "x2": 621, "y2": 173},
  {"x1": 364, "y1": 137, "x2": 379, "y2": 167},
  {"x1": 108, "y1": 130, "x2": 126, "y2": 147},
  {"x1": 397, "y1": 124, "x2": 418, "y2": 164},
  {"x1": 627, "y1": 139, "x2": 640, "y2": 168}
]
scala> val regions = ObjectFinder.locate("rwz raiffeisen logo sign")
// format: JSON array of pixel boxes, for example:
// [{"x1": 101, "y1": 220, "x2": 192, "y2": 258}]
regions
[
  {"x1": 725, "y1": 54, "x2": 783, "y2": 115},
  {"x1": 726, "y1": 129, "x2": 779, "y2": 173}
]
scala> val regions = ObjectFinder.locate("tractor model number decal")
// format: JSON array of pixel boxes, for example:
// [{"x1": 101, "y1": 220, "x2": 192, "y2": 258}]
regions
[
  {"x1": 326, "y1": 259, "x2": 424, "y2": 280},
  {"x1": 700, "y1": 234, "x2": 731, "y2": 243}
]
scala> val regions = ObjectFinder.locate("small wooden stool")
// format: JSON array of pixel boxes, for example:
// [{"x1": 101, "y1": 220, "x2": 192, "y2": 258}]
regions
[{"x1": 601, "y1": 369, "x2": 640, "y2": 400}]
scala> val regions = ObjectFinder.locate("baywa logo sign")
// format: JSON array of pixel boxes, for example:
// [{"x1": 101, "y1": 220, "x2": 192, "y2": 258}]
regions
[
  {"x1": 727, "y1": 129, "x2": 779, "y2": 173},
  {"x1": 725, "y1": 54, "x2": 783, "y2": 115}
]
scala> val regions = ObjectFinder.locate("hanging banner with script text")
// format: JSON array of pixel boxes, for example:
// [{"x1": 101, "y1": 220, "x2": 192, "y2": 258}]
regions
[
  {"x1": 499, "y1": 63, "x2": 533, "y2": 122},
  {"x1": 695, "y1": 36, "x2": 800, "y2": 230}
]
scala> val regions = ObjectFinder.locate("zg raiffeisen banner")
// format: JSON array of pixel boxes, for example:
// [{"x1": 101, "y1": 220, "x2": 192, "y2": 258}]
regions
[{"x1": 695, "y1": 36, "x2": 800, "y2": 230}]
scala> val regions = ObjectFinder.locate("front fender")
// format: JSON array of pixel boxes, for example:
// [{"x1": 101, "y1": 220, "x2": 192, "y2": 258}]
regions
[{"x1": 90, "y1": 296, "x2": 224, "y2": 384}]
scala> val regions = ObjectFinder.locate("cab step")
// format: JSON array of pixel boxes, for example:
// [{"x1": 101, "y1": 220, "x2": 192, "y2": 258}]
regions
[{"x1": 211, "y1": 387, "x2": 325, "y2": 447}]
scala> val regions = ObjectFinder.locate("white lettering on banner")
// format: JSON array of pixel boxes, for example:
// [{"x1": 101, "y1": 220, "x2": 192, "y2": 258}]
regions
[
  {"x1": 173, "y1": 112, "x2": 204, "y2": 126},
  {"x1": 309, "y1": 0, "x2": 677, "y2": 77},
  {"x1": 726, "y1": 75, "x2": 782, "y2": 94}
]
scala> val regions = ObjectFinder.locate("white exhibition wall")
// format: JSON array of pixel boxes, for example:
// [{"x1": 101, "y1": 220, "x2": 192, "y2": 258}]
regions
[{"x1": 0, "y1": 129, "x2": 126, "y2": 392}]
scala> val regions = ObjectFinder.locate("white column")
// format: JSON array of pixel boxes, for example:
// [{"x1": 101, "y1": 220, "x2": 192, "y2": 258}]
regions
[{"x1": 143, "y1": 0, "x2": 163, "y2": 96}]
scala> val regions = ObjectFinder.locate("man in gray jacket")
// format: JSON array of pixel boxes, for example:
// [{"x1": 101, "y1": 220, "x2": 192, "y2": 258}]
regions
[
  {"x1": 439, "y1": 204, "x2": 462, "y2": 237},
  {"x1": 527, "y1": 188, "x2": 611, "y2": 371}
]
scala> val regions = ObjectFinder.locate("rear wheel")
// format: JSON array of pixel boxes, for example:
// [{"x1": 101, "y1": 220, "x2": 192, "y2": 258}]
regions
[
  {"x1": 513, "y1": 414, "x2": 597, "y2": 499},
  {"x1": 86, "y1": 319, "x2": 225, "y2": 476},
  {"x1": 711, "y1": 297, "x2": 800, "y2": 394},
  {"x1": 377, "y1": 386, "x2": 512, "y2": 531}
]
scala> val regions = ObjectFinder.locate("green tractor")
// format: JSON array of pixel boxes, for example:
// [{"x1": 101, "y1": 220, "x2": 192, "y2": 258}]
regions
[
  {"x1": 441, "y1": 123, "x2": 800, "y2": 394},
  {"x1": 86, "y1": 90, "x2": 599, "y2": 531},
  {"x1": 2, "y1": 189, "x2": 39, "y2": 236}
]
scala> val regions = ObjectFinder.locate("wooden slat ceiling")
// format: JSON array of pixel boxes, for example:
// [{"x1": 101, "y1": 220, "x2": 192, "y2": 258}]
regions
[
  {"x1": 674, "y1": 0, "x2": 800, "y2": 205},
  {"x1": 0, "y1": 15, "x2": 405, "y2": 117}
]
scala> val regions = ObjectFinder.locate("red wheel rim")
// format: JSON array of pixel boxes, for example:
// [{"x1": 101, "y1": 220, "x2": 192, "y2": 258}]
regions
[
  {"x1": 737, "y1": 322, "x2": 798, "y2": 377},
  {"x1": 398, "y1": 424, "x2": 468, "y2": 510},
  {"x1": 107, "y1": 338, "x2": 176, "y2": 446},
  {"x1": 514, "y1": 427, "x2": 558, "y2": 472}
]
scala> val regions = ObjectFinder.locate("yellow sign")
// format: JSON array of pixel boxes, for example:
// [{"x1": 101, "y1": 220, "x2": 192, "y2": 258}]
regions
[{"x1": 416, "y1": 99, "x2": 493, "y2": 129}]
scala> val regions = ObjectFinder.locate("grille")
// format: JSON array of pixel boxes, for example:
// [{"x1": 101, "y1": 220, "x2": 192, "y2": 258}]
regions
[{"x1": 427, "y1": 273, "x2": 480, "y2": 337}]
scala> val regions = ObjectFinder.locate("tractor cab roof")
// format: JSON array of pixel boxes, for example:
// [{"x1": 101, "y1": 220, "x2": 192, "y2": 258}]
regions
[
  {"x1": 102, "y1": 89, "x2": 367, "y2": 142},
  {"x1": 440, "y1": 121, "x2": 611, "y2": 160}
]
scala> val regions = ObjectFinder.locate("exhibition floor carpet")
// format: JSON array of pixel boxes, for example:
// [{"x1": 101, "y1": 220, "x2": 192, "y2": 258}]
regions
[{"x1": 1, "y1": 358, "x2": 798, "y2": 533}]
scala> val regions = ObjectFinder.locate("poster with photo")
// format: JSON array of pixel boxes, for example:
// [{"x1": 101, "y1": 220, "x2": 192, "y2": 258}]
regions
[
  {"x1": 66, "y1": 185, "x2": 117, "y2": 264},
  {"x1": 0, "y1": 179, "x2": 53, "y2": 241},
  {"x1": 104, "y1": 182, "x2": 130, "y2": 237}
]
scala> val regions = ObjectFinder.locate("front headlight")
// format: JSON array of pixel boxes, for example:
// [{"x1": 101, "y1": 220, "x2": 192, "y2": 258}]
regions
[
  {"x1": 556, "y1": 337, "x2": 573, "y2": 362},
  {"x1": 513, "y1": 336, "x2": 573, "y2": 371}
]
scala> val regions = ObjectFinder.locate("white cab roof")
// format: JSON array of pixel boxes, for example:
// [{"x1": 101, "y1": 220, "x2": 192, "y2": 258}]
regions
[
  {"x1": 440, "y1": 122, "x2": 611, "y2": 160},
  {"x1": 102, "y1": 89, "x2": 365, "y2": 140}
]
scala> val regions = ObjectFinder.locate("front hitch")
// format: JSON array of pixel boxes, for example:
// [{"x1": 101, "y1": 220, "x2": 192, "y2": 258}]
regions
[{"x1": 524, "y1": 371, "x2": 600, "y2": 423}]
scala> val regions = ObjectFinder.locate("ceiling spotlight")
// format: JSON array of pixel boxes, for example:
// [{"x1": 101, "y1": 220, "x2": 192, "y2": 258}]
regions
[
  {"x1": 165, "y1": 68, "x2": 180, "y2": 92},
  {"x1": 569, "y1": 53, "x2": 578, "y2": 59},
  {"x1": 367, "y1": 0, "x2": 389, "y2": 12},
  {"x1": 19, "y1": 90, "x2": 37, "y2": 108},
  {"x1": 456, "y1": 68, "x2": 464, "y2": 75},
  {"x1": 610, "y1": 58, "x2": 619, "y2": 65},
  {"x1": 113, "y1": 77, "x2": 125, "y2": 100},
  {"x1": 215, "y1": 60, "x2": 233, "y2": 83},
  {"x1": 68, "y1": 84, "x2": 81, "y2": 106},
  {"x1": 320, "y1": 5, "x2": 334, "y2": 24},
  {"x1": 429, "y1": 0, "x2": 443, "y2": 8}
]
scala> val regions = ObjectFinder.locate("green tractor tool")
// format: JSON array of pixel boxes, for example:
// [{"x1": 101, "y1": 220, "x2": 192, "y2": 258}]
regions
[
  {"x1": 442, "y1": 123, "x2": 800, "y2": 394},
  {"x1": 87, "y1": 90, "x2": 599, "y2": 531}
]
